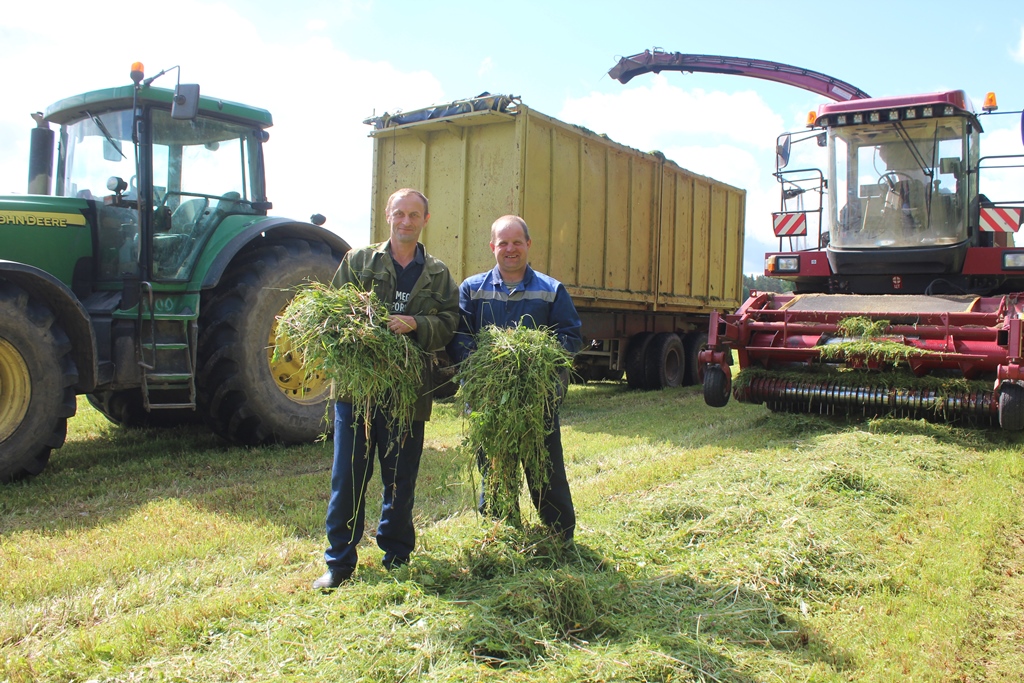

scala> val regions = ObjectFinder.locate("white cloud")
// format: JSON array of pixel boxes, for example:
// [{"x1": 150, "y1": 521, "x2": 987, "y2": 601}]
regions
[{"x1": 478, "y1": 57, "x2": 493, "y2": 77}]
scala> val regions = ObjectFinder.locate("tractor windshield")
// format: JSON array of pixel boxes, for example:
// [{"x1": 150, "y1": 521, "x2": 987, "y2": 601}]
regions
[
  {"x1": 61, "y1": 107, "x2": 265, "y2": 281},
  {"x1": 829, "y1": 117, "x2": 969, "y2": 249}
]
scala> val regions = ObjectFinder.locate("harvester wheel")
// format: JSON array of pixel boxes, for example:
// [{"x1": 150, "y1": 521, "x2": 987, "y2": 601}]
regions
[
  {"x1": 0, "y1": 282, "x2": 78, "y2": 482},
  {"x1": 625, "y1": 332, "x2": 653, "y2": 390},
  {"x1": 703, "y1": 365, "x2": 731, "y2": 408},
  {"x1": 196, "y1": 238, "x2": 343, "y2": 445},
  {"x1": 682, "y1": 330, "x2": 708, "y2": 386},
  {"x1": 999, "y1": 382, "x2": 1024, "y2": 431},
  {"x1": 646, "y1": 332, "x2": 685, "y2": 389}
]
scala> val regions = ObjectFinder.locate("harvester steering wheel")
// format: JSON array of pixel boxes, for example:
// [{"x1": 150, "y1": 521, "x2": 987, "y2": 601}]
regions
[{"x1": 879, "y1": 170, "x2": 913, "y2": 193}]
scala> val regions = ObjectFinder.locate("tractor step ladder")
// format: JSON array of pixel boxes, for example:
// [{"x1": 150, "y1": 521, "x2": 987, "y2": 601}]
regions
[{"x1": 138, "y1": 282, "x2": 198, "y2": 411}]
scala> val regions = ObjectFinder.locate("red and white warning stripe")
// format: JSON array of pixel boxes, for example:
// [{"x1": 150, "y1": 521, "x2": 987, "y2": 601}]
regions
[
  {"x1": 979, "y1": 207, "x2": 1021, "y2": 233},
  {"x1": 772, "y1": 212, "x2": 807, "y2": 236}
]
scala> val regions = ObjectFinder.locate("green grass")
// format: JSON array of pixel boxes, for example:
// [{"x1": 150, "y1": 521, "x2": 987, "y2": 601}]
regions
[{"x1": 3, "y1": 386, "x2": 1024, "y2": 681}]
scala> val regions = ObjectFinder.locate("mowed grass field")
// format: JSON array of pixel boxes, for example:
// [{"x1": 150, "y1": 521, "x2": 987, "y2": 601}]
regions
[{"x1": 3, "y1": 384, "x2": 1024, "y2": 682}]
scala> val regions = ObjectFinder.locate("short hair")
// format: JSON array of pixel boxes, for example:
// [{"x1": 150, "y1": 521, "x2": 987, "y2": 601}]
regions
[
  {"x1": 490, "y1": 214, "x2": 530, "y2": 242},
  {"x1": 386, "y1": 188, "x2": 429, "y2": 217}
]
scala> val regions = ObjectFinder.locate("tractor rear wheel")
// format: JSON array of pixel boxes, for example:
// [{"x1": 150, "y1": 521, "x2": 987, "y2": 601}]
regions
[
  {"x1": 645, "y1": 332, "x2": 685, "y2": 389},
  {"x1": 86, "y1": 389, "x2": 202, "y2": 428},
  {"x1": 703, "y1": 365, "x2": 731, "y2": 408},
  {"x1": 0, "y1": 282, "x2": 77, "y2": 482},
  {"x1": 196, "y1": 238, "x2": 342, "y2": 445},
  {"x1": 999, "y1": 382, "x2": 1024, "y2": 431}
]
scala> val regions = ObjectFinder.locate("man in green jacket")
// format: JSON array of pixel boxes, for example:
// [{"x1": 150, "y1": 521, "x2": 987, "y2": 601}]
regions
[{"x1": 314, "y1": 188, "x2": 459, "y2": 589}]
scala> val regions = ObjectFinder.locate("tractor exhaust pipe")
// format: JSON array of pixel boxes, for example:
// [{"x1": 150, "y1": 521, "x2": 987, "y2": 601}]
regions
[{"x1": 28, "y1": 113, "x2": 53, "y2": 196}]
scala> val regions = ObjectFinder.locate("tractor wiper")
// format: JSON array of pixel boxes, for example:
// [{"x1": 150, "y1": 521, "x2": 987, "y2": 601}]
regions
[{"x1": 86, "y1": 110, "x2": 125, "y2": 160}]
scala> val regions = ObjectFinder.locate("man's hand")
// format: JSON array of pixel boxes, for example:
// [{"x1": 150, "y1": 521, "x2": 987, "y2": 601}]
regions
[{"x1": 388, "y1": 315, "x2": 417, "y2": 335}]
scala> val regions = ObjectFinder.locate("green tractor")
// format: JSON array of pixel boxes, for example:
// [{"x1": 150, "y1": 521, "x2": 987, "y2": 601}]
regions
[{"x1": 0, "y1": 63, "x2": 350, "y2": 481}]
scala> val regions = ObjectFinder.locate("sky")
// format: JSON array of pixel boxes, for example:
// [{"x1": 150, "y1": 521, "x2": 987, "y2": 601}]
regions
[{"x1": 2, "y1": 0, "x2": 1023, "y2": 275}]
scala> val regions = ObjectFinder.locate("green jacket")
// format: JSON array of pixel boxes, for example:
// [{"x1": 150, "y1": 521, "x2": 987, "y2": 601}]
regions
[{"x1": 331, "y1": 241, "x2": 459, "y2": 421}]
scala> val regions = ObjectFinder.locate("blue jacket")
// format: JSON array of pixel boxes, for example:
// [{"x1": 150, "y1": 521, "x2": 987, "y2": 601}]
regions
[{"x1": 450, "y1": 265, "x2": 583, "y2": 363}]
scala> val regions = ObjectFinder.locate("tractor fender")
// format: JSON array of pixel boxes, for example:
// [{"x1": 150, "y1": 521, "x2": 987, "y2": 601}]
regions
[
  {"x1": 197, "y1": 217, "x2": 351, "y2": 290},
  {"x1": 0, "y1": 260, "x2": 97, "y2": 392}
]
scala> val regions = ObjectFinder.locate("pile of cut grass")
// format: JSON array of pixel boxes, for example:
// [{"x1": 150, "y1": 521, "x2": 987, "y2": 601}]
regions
[
  {"x1": 275, "y1": 281, "x2": 422, "y2": 434},
  {"x1": 456, "y1": 325, "x2": 572, "y2": 526}
]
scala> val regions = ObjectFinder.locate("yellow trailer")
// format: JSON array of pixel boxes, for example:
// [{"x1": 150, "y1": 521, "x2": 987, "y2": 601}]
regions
[{"x1": 367, "y1": 95, "x2": 745, "y2": 389}]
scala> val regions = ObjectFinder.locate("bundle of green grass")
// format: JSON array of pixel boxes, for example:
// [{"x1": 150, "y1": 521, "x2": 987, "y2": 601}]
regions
[
  {"x1": 274, "y1": 281, "x2": 422, "y2": 435},
  {"x1": 457, "y1": 325, "x2": 573, "y2": 527}
]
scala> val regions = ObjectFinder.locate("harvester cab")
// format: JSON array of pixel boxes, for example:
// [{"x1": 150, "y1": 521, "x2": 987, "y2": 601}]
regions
[
  {"x1": 607, "y1": 50, "x2": 1024, "y2": 430},
  {"x1": 1, "y1": 63, "x2": 349, "y2": 482},
  {"x1": 769, "y1": 90, "x2": 1024, "y2": 292}
]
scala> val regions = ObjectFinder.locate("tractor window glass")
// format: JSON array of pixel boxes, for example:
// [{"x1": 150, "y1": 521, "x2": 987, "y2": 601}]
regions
[
  {"x1": 150, "y1": 110, "x2": 262, "y2": 280},
  {"x1": 63, "y1": 110, "x2": 142, "y2": 280}
]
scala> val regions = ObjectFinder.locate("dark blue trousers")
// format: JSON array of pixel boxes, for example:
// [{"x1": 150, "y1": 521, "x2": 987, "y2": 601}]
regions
[
  {"x1": 478, "y1": 413, "x2": 576, "y2": 539},
  {"x1": 324, "y1": 402, "x2": 425, "y2": 571}
]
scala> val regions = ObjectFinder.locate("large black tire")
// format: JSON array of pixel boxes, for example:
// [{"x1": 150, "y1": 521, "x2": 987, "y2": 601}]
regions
[
  {"x1": 86, "y1": 389, "x2": 203, "y2": 428},
  {"x1": 999, "y1": 382, "x2": 1024, "y2": 431},
  {"x1": 196, "y1": 238, "x2": 342, "y2": 445},
  {"x1": 645, "y1": 332, "x2": 685, "y2": 389},
  {"x1": 625, "y1": 332, "x2": 654, "y2": 390},
  {"x1": 703, "y1": 365, "x2": 731, "y2": 408},
  {"x1": 682, "y1": 330, "x2": 708, "y2": 387},
  {"x1": 0, "y1": 282, "x2": 78, "y2": 482}
]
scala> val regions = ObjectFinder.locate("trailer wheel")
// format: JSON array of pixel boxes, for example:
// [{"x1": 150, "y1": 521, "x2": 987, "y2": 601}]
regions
[
  {"x1": 703, "y1": 365, "x2": 731, "y2": 408},
  {"x1": 196, "y1": 238, "x2": 343, "y2": 445},
  {"x1": 0, "y1": 282, "x2": 78, "y2": 482},
  {"x1": 625, "y1": 332, "x2": 653, "y2": 389},
  {"x1": 682, "y1": 330, "x2": 708, "y2": 386},
  {"x1": 999, "y1": 382, "x2": 1024, "y2": 431},
  {"x1": 646, "y1": 332, "x2": 685, "y2": 389}
]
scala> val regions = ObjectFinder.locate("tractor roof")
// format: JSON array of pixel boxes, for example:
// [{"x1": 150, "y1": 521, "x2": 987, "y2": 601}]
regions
[{"x1": 44, "y1": 85, "x2": 273, "y2": 128}]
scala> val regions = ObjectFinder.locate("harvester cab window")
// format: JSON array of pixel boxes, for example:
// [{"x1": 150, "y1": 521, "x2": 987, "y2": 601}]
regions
[{"x1": 830, "y1": 118, "x2": 968, "y2": 250}]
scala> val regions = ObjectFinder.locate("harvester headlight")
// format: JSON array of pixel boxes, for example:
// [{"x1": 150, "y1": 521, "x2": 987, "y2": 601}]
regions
[
  {"x1": 922, "y1": 106, "x2": 933, "y2": 117},
  {"x1": 1002, "y1": 251, "x2": 1024, "y2": 270},
  {"x1": 767, "y1": 255, "x2": 800, "y2": 273},
  {"x1": 869, "y1": 112, "x2": 881, "y2": 122},
  {"x1": 853, "y1": 113, "x2": 863, "y2": 124}
]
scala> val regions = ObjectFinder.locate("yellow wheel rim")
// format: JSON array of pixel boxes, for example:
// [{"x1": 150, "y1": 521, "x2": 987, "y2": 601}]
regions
[
  {"x1": 0, "y1": 337, "x2": 31, "y2": 443},
  {"x1": 268, "y1": 307, "x2": 330, "y2": 405}
]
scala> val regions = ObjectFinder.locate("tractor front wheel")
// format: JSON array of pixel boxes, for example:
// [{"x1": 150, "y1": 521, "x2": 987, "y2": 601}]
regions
[
  {"x1": 196, "y1": 238, "x2": 342, "y2": 445},
  {"x1": 0, "y1": 282, "x2": 77, "y2": 482}
]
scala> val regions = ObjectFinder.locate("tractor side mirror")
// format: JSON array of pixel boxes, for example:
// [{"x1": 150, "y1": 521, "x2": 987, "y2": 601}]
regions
[
  {"x1": 776, "y1": 134, "x2": 792, "y2": 170},
  {"x1": 171, "y1": 84, "x2": 201, "y2": 120}
]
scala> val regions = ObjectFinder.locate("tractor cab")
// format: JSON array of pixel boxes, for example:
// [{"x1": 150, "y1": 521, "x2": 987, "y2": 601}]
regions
[{"x1": 32, "y1": 69, "x2": 272, "y2": 285}]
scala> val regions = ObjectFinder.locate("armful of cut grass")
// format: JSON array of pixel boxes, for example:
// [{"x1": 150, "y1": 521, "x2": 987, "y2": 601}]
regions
[
  {"x1": 274, "y1": 281, "x2": 423, "y2": 433},
  {"x1": 456, "y1": 325, "x2": 574, "y2": 526}
]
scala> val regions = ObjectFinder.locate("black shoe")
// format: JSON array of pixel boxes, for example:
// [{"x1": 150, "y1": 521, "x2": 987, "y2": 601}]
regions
[
  {"x1": 312, "y1": 566, "x2": 353, "y2": 590},
  {"x1": 382, "y1": 555, "x2": 409, "y2": 571}
]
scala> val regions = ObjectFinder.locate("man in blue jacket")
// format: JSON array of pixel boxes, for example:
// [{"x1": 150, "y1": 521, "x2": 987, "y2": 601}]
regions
[{"x1": 450, "y1": 214, "x2": 583, "y2": 540}]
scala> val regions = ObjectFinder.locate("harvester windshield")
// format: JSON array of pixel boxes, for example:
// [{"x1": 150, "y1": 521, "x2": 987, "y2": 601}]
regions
[{"x1": 829, "y1": 117, "x2": 972, "y2": 250}]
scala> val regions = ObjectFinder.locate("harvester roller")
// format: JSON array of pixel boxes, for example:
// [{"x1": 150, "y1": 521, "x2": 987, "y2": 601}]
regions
[{"x1": 740, "y1": 375, "x2": 998, "y2": 422}]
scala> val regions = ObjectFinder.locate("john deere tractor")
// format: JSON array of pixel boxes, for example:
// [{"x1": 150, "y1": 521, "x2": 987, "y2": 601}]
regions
[{"x1": 0, "y1": 63, "x2": 350, "y2": 481}]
